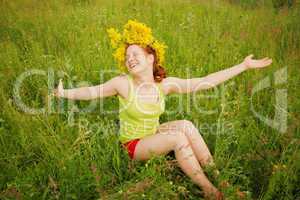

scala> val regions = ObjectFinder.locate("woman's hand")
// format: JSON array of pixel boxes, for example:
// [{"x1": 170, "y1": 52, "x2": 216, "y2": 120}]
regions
[
  {"x1": 53, "y1": 79, "x2": 64, "y2": 98},
  {"x1": 242, "y1": 54, "x2": 273, "y2": 69}
]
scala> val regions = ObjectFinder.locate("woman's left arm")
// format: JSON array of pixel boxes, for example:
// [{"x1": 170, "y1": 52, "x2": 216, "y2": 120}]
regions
[{"x1": 164, "y1": 54, "x2": 272, "y2": 94}]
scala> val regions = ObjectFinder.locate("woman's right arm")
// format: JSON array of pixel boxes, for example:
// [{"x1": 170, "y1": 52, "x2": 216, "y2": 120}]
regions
[{"x1": 53, "y1": 76, "x2": 120, "y2": 100}]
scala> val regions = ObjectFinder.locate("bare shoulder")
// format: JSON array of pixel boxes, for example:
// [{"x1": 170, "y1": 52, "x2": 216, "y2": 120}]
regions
[
  {"x1": 112, "y1": 73, "x2": 130, "y2": 98},
  {"x1": 160, "y1": 76, "x2": 180, "y2": 95},
  {"x1": 162, "y1": 76, "x2": 180, "y2": 83},
  {"x1": 110, "y1": 73, "x2": 128, "y2": 84}
]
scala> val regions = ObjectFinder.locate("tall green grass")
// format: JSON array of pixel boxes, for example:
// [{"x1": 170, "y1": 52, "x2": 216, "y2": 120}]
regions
[{"x1": 0, "y1": 0, "x2": 299, "y2": 199}]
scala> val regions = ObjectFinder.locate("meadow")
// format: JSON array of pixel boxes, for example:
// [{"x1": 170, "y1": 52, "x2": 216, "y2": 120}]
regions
[{"x1": 0, "y1": 0, "x2": 299, "y2": 199}]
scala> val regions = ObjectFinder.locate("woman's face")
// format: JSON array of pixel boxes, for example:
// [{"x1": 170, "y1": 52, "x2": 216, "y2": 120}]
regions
[{"x1": 125, "y1": 44, "x2": 153, "y2": 75}]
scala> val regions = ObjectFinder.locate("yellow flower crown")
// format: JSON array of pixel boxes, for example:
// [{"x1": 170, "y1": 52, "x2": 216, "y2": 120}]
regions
[{"x1": 107, "y1": 19, "x2": 167, "y2": 72}]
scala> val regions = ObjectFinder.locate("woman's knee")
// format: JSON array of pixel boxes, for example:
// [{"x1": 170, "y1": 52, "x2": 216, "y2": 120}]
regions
[
  {"x1": 172, "y1": 131, "x2": 190, "y2": 151},
  {"x1": 177, "y1": 120, "x2": 197, "y2": 133}
]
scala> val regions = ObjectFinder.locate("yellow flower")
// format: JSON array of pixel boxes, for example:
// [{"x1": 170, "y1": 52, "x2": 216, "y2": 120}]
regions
[
  {"x1": 113, "y1": 44, "x2": 126, "y2": 72},
  {"x1": 123, "y1": 20, "x2": 154, "y2": 45},
  {"x1": 107, "y1": 19, "x2": 167, "y2": 71},
  {"x1": 150, "y1": 40, "x2": 167, "y2": 65},
  {"x1": 107, "y1": 28, "x2": 122, "y2": 48}
]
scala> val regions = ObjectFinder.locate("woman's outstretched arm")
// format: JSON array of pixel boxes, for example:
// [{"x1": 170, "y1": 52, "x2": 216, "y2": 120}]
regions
[
  {"x1": 164, "y1": 54, "x2": 272, "y2": 94},
  {"x1": 53, "y1": 76, "x2": 120, "y2": 100}
]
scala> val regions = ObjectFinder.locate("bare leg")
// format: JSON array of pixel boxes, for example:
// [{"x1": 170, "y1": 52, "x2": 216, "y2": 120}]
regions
[
  {"x1": 173, "y1": 134, "x2": 220, "y2": 199},
  {"x1": 133, "y1": 130, "x2": 221, "y2": 199},
  {"x1": 157, "y1": 120, "x2": 215, "y2": 167}
]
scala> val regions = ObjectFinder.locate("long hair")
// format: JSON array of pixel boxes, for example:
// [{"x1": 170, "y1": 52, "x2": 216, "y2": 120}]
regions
[{"x1": 143, "y1": 45, "x2": 167, "y2": 82}]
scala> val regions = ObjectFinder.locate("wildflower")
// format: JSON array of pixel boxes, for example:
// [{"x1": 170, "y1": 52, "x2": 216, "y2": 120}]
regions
[
  {"x1": 107, "y1": 19, "x2": 167, "y2": 72},
  {"x1": 106, "y1": 28, "x2": 122, "y2": 48},
  {"x1": 123, "y1": 20, "x2": 154, "y2": 45},
  {"x1": 282, "y1": 164, "x2": 287, "y2": 169},
  {"x1": 177, "y1": 186, "x2": 187, "y2": 193}
]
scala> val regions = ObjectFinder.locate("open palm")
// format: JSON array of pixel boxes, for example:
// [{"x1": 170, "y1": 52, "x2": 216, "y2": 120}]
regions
[{"x1": 243, "y1": 54, "x2": 272, "y2": 69}]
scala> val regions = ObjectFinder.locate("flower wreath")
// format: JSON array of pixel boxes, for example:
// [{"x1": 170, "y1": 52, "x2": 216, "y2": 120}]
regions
[{"x1": 107, "y1": 19, "x2": 167, "y2": 72}]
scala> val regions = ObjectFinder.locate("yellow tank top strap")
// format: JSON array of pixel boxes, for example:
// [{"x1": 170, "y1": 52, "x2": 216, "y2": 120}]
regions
[
  {"x1": 126, "y1": 74, "x2": 135, "y2": 101},
  {"x1": 156, "y1": 82, "x2": 165, "y2": 100}
]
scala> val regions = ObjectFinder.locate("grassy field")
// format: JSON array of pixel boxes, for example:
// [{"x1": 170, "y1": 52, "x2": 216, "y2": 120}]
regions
[{"x1": 0, "y1": 0, "x2": 299, "y2": 199}]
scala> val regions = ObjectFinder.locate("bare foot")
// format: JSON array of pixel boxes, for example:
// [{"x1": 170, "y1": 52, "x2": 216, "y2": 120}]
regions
[
  {"x1": 219, "y1": 180, "x2": 230, "y2": 189},
  {"x1": 204, "y1": 186, "x2": 224, "y2": 200},
  {"x1": 236, "y1": 188, "x2": 246, "y2": 199}
]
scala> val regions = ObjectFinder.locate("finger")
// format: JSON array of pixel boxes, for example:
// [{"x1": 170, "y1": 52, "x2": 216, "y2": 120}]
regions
[
  {"x1": 257, "y1": 57, "x2": 268, "y2": 62},
  {"x1": 59, "y1": 79, "x2": 64, "y2": 88},
  {"x1": 248, "y1": 54, "x2": 254, "y2": 59},
  {"x1": 58, "y1": 82, "x2": 63, "y2": 90},
  {"x1": 266, "y1": 59, "x2": 272, "y2": 65},
  {"x1": 264, "y1": 58, "x2": 272, "y2": 63},
  {"x1": 262, "y1": 60, "x2": 272, "y2": 67}
]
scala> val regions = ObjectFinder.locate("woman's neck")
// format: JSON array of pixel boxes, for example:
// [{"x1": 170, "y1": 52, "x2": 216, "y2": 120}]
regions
[{"x1": 131, "y1": 72, "x2": 155, "y2": 86}]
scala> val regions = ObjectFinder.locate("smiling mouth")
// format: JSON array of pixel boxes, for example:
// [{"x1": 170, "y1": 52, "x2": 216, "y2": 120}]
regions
[{"x1": 129, "y1": 63, "x2": 138, "y2": 69}]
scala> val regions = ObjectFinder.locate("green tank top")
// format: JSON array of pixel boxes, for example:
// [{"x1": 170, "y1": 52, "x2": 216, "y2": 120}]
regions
[{"x1": 118, "y1": 74, "x2": 165, "y2": 144}]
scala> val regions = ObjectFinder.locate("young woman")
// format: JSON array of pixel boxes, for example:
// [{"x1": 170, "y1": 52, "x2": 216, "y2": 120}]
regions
[{"x1": 53, "y1": 21, "x2": 272, "y2": 200}]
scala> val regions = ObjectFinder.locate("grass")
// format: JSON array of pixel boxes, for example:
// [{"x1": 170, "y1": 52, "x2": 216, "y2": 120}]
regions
[{"x1": 0, "y1": 0, "x2": 299, "y2": 199}]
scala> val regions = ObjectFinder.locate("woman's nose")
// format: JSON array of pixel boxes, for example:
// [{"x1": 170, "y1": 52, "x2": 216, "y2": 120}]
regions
[{"x1": 128, "y1": 56, "x2": 135, "y2": 63}]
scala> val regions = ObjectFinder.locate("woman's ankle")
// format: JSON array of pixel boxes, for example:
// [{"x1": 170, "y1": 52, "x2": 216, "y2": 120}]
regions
[{"x1": 203, "y1": 186, "x2": 223, "y2": 200}]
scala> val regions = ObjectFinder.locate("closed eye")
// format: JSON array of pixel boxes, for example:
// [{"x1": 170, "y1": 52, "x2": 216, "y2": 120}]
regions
[{"x1": 126, "y1": 53, "x2": 139, "y2": 61}]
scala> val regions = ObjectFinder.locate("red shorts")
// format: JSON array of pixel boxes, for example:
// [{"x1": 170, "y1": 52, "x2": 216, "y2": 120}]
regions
[{"x1": 122, "y1": 139, "x2": 140, "y2": 159}]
